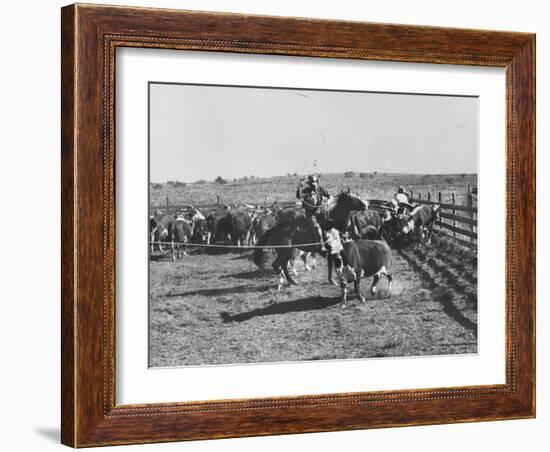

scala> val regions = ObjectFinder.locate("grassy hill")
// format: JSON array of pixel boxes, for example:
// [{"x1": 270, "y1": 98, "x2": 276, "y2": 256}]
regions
[{"x1": 150, "y1": 172, "x2": 477, "y2": 209}]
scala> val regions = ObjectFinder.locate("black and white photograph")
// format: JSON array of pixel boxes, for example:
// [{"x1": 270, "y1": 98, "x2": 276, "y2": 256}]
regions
[{"x1": 148, "y1": 82, "x2": 479, "y2": 368}]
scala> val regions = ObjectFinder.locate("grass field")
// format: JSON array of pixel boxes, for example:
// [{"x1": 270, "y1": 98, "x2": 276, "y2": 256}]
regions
[{"x1": 150, "y1": 172, "x2": 477, "y2": 208}]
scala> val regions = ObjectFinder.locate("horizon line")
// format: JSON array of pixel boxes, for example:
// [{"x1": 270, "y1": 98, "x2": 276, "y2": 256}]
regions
[{"x1": 150, "y1": 171, "x2": 478, "y2": 185}]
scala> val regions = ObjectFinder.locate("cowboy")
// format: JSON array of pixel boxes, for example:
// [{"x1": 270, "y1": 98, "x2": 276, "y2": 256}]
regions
[
  {"x1": 393, "y1": 185, "x2": 414, "y2": 216},
  {"x1": 296, "y1": 174, "x2": 330, "y2": 250}
]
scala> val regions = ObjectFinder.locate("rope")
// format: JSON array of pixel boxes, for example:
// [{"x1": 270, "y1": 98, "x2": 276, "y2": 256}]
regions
[{"x1": 150, "y1": 240, "x2": 324, "y2": 250}]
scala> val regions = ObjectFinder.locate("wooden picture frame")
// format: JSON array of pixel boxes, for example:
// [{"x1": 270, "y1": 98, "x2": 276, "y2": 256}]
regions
[{"x1": 61, "y1": 3, "x2": 535, "y2": 447}]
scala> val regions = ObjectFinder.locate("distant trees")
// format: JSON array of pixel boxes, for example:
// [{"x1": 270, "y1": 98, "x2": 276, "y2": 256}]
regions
[
  {"x1": 215, "y1": 176, "x2": 228, "y2": 184},
  {"x1": 166, "y1": 180, "x2": 186, "y2": 187},
  {"x1": 344, "y1": 171, "x2": 355, "y2": 177}
]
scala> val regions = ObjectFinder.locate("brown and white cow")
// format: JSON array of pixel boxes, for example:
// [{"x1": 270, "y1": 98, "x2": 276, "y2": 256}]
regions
[
  {"x1": 325, "y1": 229, "x2": 393, "y2": 307},
  {"x1": 401, "y1": 204, "x2": 441, "y2": 244}
]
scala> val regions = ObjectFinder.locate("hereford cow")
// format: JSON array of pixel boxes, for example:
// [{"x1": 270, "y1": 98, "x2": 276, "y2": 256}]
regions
[
  {"x1": 402, "y1": 204, "x2": 441, "y2": 244},
  {"x1": 228, "y1": 208, "x2": 252, "y2": 246},
  {"x1": 325, "y1": 229, "x2": 393, "y2": 307},
  {"x1": 191, "y1": 217, "x2": 208, "y2": 243},
  {"x1": 206, "y1": 210, "x2": 231, "y2": 244},
  {"x1": 150, "y1": 213, "x2": 174, "y2": 252},
  {"x1": 168, "y1": 218, "x2": 192, "y2": 261}
]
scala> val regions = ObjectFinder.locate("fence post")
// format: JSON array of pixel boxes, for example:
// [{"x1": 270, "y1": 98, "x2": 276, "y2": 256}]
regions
[
  {"x1": 428, "y1": 192, "x2": 431, "y2": 202},
  {"x1": 165, "y1": 196, "x2": 169, "y2": 212},
  {"x1": 467, "y1": 188, "x2": 474, "y2": 243},
  {"x1": 452, "y1": 192, "x2": 456, "y2": 240},
  {"x1": 216, "y1": 194, "x2": 220, "y2": 205},
  {"x1": 437, "y1": 192, "x2": 442, "y2": 231}
]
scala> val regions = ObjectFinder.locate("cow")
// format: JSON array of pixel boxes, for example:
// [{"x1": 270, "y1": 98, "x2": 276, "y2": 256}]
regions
[
  {"x1": 228, "y1": 208, "x2": 253, "y2": 246},
  {"x1": 150, "y1": 213, "x2": 174, "y2": 253},
  {"x1": 324, "y1": 228, "x2": 393, "y2": 307},
  {"x1": 206, "y1": 210, "x2": 231, "y2": 244},
  {"x1": 249, "y1": 212, "x2": 276, "y2": 245},
  {"x1": 401, "y1": 204, "x2": 441, "y2": 245},
  {"x1": 168, "y1": 218, "x2": 192, "y2": 261},
  {"x1": 191, "y1": 217, "x2": 208, "y2": 243},
  {"x1": 274, "y1": 206, "x2": 303, "y2": 223}
]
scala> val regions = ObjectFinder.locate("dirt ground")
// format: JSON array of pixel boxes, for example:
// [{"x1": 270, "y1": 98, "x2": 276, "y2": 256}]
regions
[{"x1": 149, "y1": 243, "x2": 478, "y2": 367}]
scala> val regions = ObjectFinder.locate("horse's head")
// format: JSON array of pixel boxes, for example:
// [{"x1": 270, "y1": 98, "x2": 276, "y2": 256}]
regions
[{"x1": 336, "y1": 189, "x2": 367, "y2": 212}]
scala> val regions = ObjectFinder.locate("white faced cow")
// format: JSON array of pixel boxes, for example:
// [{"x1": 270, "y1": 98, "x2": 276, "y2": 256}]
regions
[
  {"x1": 325, "y1": 229, "x2": 393, "y2": 307},
  {"x1": 401, "y1": 204, "x2": 441, "y2": 245}
]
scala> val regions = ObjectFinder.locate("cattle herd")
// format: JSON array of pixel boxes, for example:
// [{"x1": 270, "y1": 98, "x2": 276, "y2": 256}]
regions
[{"x1": 149, "y1": 195, "x2": 442, "y2": 306}]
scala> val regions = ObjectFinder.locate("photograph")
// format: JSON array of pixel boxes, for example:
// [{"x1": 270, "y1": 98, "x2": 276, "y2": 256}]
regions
[{"x1": 148, "y1": 82, "x2": 479, "y2": 367}]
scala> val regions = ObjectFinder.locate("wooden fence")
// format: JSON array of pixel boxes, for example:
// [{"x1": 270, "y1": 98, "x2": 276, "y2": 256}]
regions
[{"x1": 410, "y1": 186, "x2": 477, "y2": 250}]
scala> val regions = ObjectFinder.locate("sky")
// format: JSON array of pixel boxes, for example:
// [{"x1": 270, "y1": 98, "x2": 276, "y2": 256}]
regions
[{"x1": 149, "y1": 83, "x2": 478, "y2": 183}]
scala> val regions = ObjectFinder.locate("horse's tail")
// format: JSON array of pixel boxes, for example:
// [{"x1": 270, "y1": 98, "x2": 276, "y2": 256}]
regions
[{"x1": 252, "y1": 221, "x2": 293, "y2": 269}]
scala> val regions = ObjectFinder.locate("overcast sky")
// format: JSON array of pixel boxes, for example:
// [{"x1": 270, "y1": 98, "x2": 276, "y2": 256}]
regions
[{"x1": 149, "y1": 83, "x2": 477, "y2": 183}]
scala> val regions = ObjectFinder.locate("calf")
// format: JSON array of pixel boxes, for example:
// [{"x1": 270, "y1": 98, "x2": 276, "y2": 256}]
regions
[{"x1": 325, "y1": 229, "x2": 393, "y2": 307}]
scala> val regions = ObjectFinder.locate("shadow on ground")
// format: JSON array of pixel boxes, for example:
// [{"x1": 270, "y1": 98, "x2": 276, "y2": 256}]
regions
[
  {"x1": 167, "y1": 284, "x2": 272, "y2": 298},
  {"x1": 220, "y1": 295, "x2": 341, "y2": 323},
  {"x1": 221, "y1": 269, "x2": 273, "y2": 280}
]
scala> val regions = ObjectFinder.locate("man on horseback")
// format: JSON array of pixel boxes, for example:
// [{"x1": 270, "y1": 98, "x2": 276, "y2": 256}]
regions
[
  {"x1": 392, "y1": 185, "x2": 415, "y2": 216},
  {"x1": 296, "y1": 174, "x2": 330, "y2": 250}
]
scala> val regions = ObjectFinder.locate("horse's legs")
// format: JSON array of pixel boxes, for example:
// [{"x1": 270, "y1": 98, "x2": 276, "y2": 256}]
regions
[
  {"x1": 280, "y1": 250, "x2": 298, "y2": 285},
  {"x1": 327, "y1": 255, "x2": 338, "y2": 285},
  {"x1": 171, "y1": 241, "x2": 176, "y2": 262},
  {"x1": 302, "y1": 252, "x2": 311, "y2": 271},
  {"x1": 271, "y1": 251, "x2": 285, "y2": 290},
  {"x1": 290, "y1": 255, "x2": 299, "y2": 276}
]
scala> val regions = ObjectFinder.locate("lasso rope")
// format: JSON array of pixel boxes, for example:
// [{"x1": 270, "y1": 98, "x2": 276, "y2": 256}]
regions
[{"x1": 150, "y1": 240, "x2": 324, "y2": 250}]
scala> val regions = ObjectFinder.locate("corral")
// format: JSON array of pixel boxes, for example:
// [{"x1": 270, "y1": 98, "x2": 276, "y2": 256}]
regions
[{"x1": 149, "y1": 173, "x2": 478, "y2": 367}]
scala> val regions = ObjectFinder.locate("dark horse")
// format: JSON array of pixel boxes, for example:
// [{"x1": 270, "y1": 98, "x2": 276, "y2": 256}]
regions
[{"x1": 253, "y1": 190, "x2": 367, "y2": 289}]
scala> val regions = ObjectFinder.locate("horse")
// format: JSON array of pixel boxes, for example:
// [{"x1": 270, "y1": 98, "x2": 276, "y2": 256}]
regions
[
  {"x1": 347, "y1": 209, "x2": 383, "y2": 239},
  {"x1": 253, "y1": 190, "x2": 367, "y2": 289}
]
